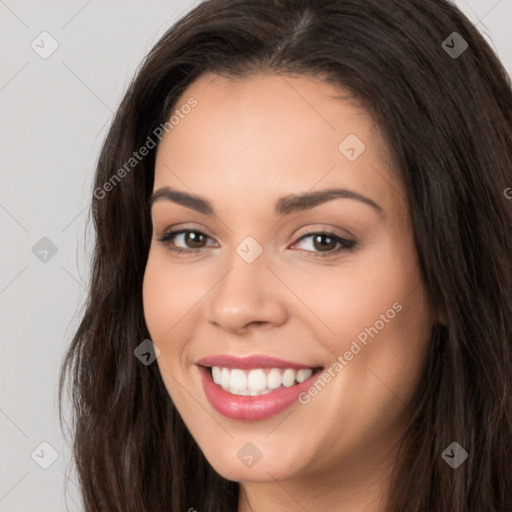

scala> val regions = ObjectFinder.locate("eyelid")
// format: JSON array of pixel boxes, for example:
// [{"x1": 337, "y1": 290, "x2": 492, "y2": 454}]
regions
[
  {"x1": 156, "y1": 222, "x2": 352, "y2": 243},
  {"x1": 156, "y1": 227, "x2": 217, "y2": 249},
  {"x1": 293, "y1": 224, "x2": 355, "y2": 242},
  {"x1": 156, "y1": 224, "x2": 356, "y2": 258},
  {"x1": 156, "y1": 222, "x2": 216, "y2": 241},
  {"x1": 289, "y1": 229, "x2": 356, "y2": 255}
]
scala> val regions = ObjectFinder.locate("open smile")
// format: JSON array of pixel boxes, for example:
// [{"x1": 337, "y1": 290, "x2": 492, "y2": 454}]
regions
[{"x1": 196, "y1": 355, "x2": 323, "y2": 421}]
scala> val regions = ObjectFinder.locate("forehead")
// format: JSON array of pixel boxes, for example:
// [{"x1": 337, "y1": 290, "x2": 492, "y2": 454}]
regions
[{"x1": 154, "y1": 72, "x2": 405, "y2": 221}]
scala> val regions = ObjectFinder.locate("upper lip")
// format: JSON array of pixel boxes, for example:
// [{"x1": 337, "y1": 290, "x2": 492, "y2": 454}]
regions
[{"x1": 196, "y1": 354, "x2": 322, "y2": 370}]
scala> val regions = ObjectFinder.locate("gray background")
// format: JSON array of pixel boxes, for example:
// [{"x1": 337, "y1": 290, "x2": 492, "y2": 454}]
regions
[{"x1": 1, "y1": 1, "x2": 510, "y2": 510}]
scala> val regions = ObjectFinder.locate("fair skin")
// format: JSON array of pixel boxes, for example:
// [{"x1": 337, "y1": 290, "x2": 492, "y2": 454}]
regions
[{"x1": 142, "y1": 71, "x2": 437, "y2": 512}]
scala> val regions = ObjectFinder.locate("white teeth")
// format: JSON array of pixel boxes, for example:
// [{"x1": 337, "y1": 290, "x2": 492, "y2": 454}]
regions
[
  {"x1": 210, "y1": 366, "x2": 315, "y2": 396},
  {"x1": 296, "y1": 369, "x2": 313, "y2": 383},
  {"x1": 282, "y1": 369, "x2": 296, "y2": 387},
  {"x1": 247, "y1": 369, "x2": 267, "y2": 391},
  {"x1": 229, "y1": 369, "x2": 247, "y2": 391},
  {"x1": 221, "y1": 368, "x2": 230, "y2": 389},
  {"x1": 267, "y1": 368, "x2": 282, "y2": 389},
  {"x1": 212, "y1": 366, "x2": 221, "y2": 385}
]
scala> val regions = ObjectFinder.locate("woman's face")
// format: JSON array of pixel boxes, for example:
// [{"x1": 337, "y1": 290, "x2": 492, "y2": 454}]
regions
[{"x1": 143, "y1": 72, "x2": 437, "y2": 486}]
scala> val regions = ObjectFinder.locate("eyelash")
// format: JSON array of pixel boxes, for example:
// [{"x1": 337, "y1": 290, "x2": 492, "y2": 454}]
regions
[{"x1": 156, "y1": 228, "x2": 356, "y2": 258}]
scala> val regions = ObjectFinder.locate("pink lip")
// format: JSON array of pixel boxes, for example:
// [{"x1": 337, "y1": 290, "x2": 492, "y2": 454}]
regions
[
  {"x1": 197, "y1": 364, "x2": 323, "y2": 421},
  {"x1": 196, "y1": 354, "x2": 317, "y2": 370}
]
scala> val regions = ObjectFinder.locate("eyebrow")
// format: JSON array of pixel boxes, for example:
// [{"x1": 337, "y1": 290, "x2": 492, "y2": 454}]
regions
[{"x1": 148, "y1": 186, "x2": 384, "y2": 217}]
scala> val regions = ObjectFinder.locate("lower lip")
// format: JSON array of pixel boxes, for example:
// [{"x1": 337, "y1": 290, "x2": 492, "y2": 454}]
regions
[{"x1": 197, "y1": 365, "x2": 322, "y2": 421}]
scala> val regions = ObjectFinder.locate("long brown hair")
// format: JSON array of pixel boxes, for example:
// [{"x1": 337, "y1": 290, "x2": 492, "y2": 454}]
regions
[{"x1": 59, "y1": 0, "x2": 512, "y2": 510}]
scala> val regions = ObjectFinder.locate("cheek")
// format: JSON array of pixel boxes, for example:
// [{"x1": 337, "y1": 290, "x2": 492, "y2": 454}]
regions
[
  {"x1": 142, "y1": 258, "x2": 170, "y2": 340},
  {"x1": 142, "y1": 254, "x2": 195, "y2": 402},
  {"x1": 142, "y1": 251, "x2": 217, "y2": 407},
  {"x1": 287, "y1": 241, "x2": 417, "y2": 348},
  {"x1": 142, "y1": 251, "x2": 205, "y2": 341},
  {"x1": 329, "y1": 243, "x2": 433, "y2": 407}
]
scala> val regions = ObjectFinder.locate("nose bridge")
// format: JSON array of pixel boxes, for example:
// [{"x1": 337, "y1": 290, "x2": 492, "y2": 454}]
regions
[{"x1": 204, "y1": 239, "x2": 287, "y2": 332}]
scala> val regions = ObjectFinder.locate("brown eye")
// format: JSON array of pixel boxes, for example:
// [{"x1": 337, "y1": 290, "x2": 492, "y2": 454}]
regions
[
  {"x1": 182, "y1": 231, "x2": 207, "y2": 248},
  {"x1": 157, "y1": 229, "x2": 213, "y2": 253},
  {"x1": 292, "y1": 231, "x2": 356, "y2": 258},
  {"x1": 311, "y1": 234, "x2": 338, "y2": 252}
]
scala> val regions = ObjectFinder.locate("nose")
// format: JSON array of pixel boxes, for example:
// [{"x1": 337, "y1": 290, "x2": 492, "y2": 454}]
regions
[{"x1": 203, "y1": 248, "x2": 288, "y2": 334}]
